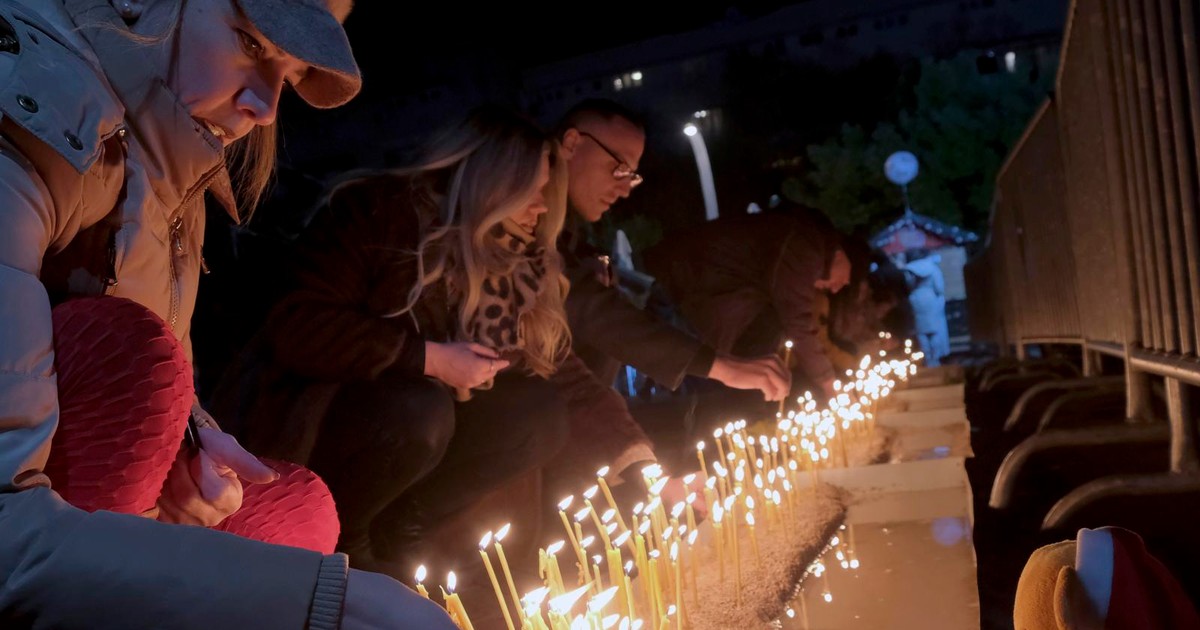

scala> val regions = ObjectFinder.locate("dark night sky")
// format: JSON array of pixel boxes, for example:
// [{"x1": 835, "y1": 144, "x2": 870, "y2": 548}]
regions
[{"x1": 342, "y1": 1, "x2": 806, "y2": 77}]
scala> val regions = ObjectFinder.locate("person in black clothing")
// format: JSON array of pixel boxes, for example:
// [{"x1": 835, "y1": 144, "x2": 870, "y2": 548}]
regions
[{"x1": 554, "y1": 99, "x2": 791, "y2": 404}]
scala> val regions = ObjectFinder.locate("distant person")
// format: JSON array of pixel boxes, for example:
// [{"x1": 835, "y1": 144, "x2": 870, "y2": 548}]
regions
[
  {"x1": 644, "y1": 208, "x2": 850, "y2": 401},
  {"x1": 904, "y1": 249, "x2": 950, "y2": 366}
]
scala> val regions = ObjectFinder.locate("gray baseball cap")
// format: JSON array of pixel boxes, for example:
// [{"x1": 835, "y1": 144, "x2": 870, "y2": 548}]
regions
[{"x1": 235, "y1": 0, "x2": 361, "y2": 108}]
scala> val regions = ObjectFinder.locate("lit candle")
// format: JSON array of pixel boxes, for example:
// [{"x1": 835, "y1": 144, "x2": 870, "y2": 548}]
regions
[
  {"x1": 596, "y1": 466, "x2": 631, "y2": 536},
  {"x1": 494, "y1": 524, "x2": 527, "y2": 625},
  {"x1": 711, "y1": 505, "x2": 725, "y2": 584},
  {"x1": 579, "y1": 536, "x2": 599, "y2": 595},
  {"x1": 559, "y1": 497, "x2": 590, "y2": 586},
  {"x1": 586, "y1": 586, "x2": 619, "y2": 628},
  {"x1": 684, "y1": 493, "x2": 698, "y2": 540},
  {"x1": 713, "y1": 428, "x2": 728, "y2": 468},
  {"x1": 695, "y1": 442, "x2": 710, "y2": 480},
  {"x1": 686, "y1": 530, "x2": 699, "y2": 605},
  {"x1": 622, "y1": 561, "x2": 637, "y2": 622},
  {"x1": 647, "y1": 550, "x2": 666, "y2": 623},
  {"x1": 746, "y1": 511, "x2": 761, "y2": 567},
  {"x1": 415, "y1": 564, "x2": 431, "y2": 599},
  {"x1": 546, "y1": 541, "x2": 568, "y2": 595},
  {"x1": 441, "y1": 571, "x2": 476, "y2": 630},
  {"x1": 670, "y1": 543, "x2": 683, "y2": 630},
  {"x1": 548, "y1": 585, "x2": 592, "y2": 630},
  {"x1": 583, "y1": 487, "x2": 612, "y2": 549},
  {"x1": 522, "y1": 588, "x2": 553, "y2": 630},
  {"x1": 478, "y1": 532, "x2": 516, "y2": 630},
  {"x1": 607, "y1": 531, "x2": 631, "y2": 619},
  {"x1": 592, "y1": 554, "x2": 604, "y2": 593},
  {"x1": 634, "y1": 519, "x2": 653, "y2": 621}
]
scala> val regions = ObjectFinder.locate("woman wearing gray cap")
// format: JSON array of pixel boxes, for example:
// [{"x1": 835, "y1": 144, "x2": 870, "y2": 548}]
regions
[{"x1": 0, "y1": 0, "x2": 453, "y2": 628}]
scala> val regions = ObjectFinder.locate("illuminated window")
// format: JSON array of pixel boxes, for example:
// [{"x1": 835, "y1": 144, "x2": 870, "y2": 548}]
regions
[{"x1": 1004, "y1": 51, "x2": 1017, "y2": 72}]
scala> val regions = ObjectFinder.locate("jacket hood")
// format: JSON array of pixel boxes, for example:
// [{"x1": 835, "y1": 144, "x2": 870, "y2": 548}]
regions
[{"x1": 62, "y1": 0, "x2": 237, "y2": 219}]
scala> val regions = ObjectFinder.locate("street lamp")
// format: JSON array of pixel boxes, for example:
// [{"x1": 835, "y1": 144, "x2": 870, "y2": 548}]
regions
[{"x1": 683, "y1": 123, "x2": 719, "y2": 221}]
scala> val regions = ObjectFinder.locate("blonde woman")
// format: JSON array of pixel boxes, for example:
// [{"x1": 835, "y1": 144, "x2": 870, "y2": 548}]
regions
[{"x1": 220, "y1": 106, "x2": 577, "y2": 572}]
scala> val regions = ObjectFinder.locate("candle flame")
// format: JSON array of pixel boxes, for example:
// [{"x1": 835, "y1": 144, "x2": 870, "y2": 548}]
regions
[
  {"x1": 496, "y1": 523, "x2": 511, "y2": 541},
  {"x1": 624, "y1": 560, "x2": 634, "y2": 574},
  {"x1": 714, "y1": 428, "x2": 724, "y2": 438},
  {"x1": 593, "y1": 554, "x2": 603, "y2": 565},
  {"x1": 446, "y1": 571, "x2": 457, "y2": 593},
  {"x1": 546, "y1": 540, "x2": 566, "y2": 555},
  {"x1": 559, "y1": 496, "x2": 574, "y2": 511},
  {"x1": 570, "y1": 616, "x2": 590, "y2": 630},
  {"x1": 632, "y1": 620, "x2": 645, "y2": 630},
  {"x1": 548, "y1": 584, "x2": 592, "y2": 615},
  {"x1": 613, "y1": 530, "x2": 632, "y2": 547},
  {"x1": 479, "y1": 531, "x2": 493, "y2": 549},
  {"x1": 415, "y1": 565, "x2": 427, "y2": 584},
  {"x1": 602, "y1": 614, "x2": 620, "y2": 629},
  {"x1": 587, "y1": 586, "x2": 619, "y2": 612},
  {"x1": 688, "y1": 530, "x2": 699, "y2": 545},
  {"x1": 597, "y1": 466, "x2": 610, "y2": 477},
  {"x1": 650, "y1": 549, "x2": 661, "y2": 559},
  {"x1": 523, "y1": 586, "x2": 551, "y2": 607},
  {"x1": 713, "y1": 506, "x2": 724, "y2": 523},
  {"x1": 581, "y1": 535, "x2": 595, "y2": 548},
  {"x1": 639, "y1": 519, "x2": 652, "y2": 534},
  {"x1": 697, "y1": 440, "x2": 705, "y2": 451},
  {"x1": 584, "y1": 485, "x2": 599, "y2": 500},
  {"x1": 785, "y1": 340, "x2": 794, "y2": 349},
  {"x1": 746, "y1": 496, "x2": 756, "y2": 510},
  {"x1": 686, "y1": 492, "x2": 697, "y2": 504},
  {"x1": 746, "y1": 512, "x2": 756, "y2": 526},
  {"x1": 668, "y1": 605, "x2": 677, "y2": 616},
  {"x1": 606, "y1": 523, "x2": 617, "y2": 536},
  {"x1": 705, "y1": 477, "x2": 717, "y2": 490},
  {"x1": 602, "y1": 509, "x2": 616, "y2": 523},
  {"x1": 823, "y1": 592, "x2": 833, "y2": 603},
  {"x1": 648, "y1": 478, "x2": 669, "y2": 496},
  {"x1": 670, "y1": 542, "x2": 678, "y2": 561},
  {"x1": 575, "y1": 508, "x2": 591, "y2": 522},
  {"x1": 633, "y1": 502, "x2": 645, "y2": 515},
  {"x1": 640, "y1": 464, "x2": 663, "y2": 479},
  {"x1": 682, "y1": 473, "x2": 696, "y2": 485}
]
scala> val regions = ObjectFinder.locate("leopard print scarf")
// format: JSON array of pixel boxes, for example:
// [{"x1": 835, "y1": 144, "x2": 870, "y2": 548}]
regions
[{"x1": 452, "y1": 218, "x2": 548, "y2": 398}]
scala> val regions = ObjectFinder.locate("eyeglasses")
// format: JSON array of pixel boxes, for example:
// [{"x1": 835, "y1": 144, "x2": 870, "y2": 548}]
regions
[{"x1": 578, "y1": 131, "x2": 644, "y2": 188}]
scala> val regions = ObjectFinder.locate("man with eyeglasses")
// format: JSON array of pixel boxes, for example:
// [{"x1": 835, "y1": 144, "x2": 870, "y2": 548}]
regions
[{"x1": 553, "y1": 100, "x2": 790, "y2": 477}]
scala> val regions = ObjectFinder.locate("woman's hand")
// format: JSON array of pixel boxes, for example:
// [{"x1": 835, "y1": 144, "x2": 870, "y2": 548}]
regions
[
  {"x1": 156, "y1": 427, "x2": 279, "y2": 527},
  {"x1": 424, "y1": 341, "x2": 509, "y2": 390}
]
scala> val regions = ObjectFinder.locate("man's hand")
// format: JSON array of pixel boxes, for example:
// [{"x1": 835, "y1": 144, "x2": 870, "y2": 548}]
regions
[
  {"x1": 708, "y1": 355, "x2": 791, "y2": 401},
  {"x1": 157, "y1": 427, "x2": 279, "y2": 527}
]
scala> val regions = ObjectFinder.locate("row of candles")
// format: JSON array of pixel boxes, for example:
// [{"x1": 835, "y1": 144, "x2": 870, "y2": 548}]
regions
[{"x1": 414, "y1": 341, "x2": 923, "y2": 629}]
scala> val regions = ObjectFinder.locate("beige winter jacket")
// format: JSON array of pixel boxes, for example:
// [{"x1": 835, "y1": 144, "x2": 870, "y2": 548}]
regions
[{"x1": 0, "y1": 1, "x2": 348, "y2": 628}]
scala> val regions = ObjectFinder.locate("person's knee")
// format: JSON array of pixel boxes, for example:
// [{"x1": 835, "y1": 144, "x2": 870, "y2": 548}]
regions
[
  {"x1": 518, "y1": 382, "x2": 569, "y2": 461},
  {"x1": 389, "y1": 379, "x2": 456, "y2": 464}
]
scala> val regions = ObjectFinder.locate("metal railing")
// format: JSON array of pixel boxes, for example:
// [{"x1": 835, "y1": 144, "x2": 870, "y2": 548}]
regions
[{"x1": 967, "y1": 0, "x2": 1200, "y2": 508}]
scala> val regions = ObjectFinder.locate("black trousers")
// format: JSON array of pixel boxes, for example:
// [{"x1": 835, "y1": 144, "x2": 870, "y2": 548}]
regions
[{"x1": 307, "y1": 370, "x2": 568, "y2": 563}]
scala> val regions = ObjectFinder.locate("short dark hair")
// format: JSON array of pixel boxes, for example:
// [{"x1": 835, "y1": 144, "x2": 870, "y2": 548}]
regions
[{"x1": 557, "y1": 99, "x2": 646, "y2": 137}]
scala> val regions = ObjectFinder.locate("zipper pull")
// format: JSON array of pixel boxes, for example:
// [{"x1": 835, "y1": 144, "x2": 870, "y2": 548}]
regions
[{"x1": 171, "y1": 217, "x2": 185, "y2": 255}]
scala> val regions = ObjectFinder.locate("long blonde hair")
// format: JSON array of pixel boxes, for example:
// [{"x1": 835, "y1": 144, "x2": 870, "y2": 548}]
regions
[{"x1": 338, "y1": 107, "x2": 572, "y2": 376}]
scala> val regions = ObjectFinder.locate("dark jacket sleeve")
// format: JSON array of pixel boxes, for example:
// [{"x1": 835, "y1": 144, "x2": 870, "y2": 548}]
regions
[
  {"x1": 548, "y1": 352, "x2": 656, "y2": 479},
  {"x1": 771, "y1": 231, "x2": 836, "y2": 386},
  {"x1": 564, "y1": 262, "x2": 715, "y2": 389},
  {"x1": 267, "y1": 181, "x2": 425, "y2": 381}
]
